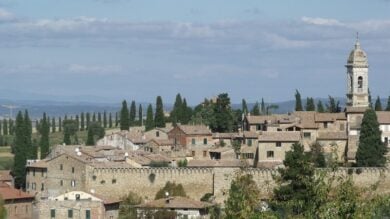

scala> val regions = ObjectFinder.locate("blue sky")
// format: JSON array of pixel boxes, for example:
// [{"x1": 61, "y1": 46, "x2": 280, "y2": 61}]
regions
[{"x1": 0, "y1": 0, "x2": 389, "y2": 104}]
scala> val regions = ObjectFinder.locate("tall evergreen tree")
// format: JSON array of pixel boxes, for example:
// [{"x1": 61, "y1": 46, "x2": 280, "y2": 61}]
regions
[
  {"x1": 317, "y1": 100, "x2": 325, "y2": 113},
  {"x1": 0, "y1": 120, "x2": 2, "y2": 136},
  {"x1": 103, "y1": 111, "x2": 107, "y2": 128},
  {"x1": 138, "y1": 104, "x2": 143, "y2": 126},
  {"x1": 2, "y1": 119, "x2": 7, "y2": 135},
  {"x1": 182, "y1": 98, "x2": 192, "y2": 124},
  {"x1": 115, "y1": 112, "x2": 119, "y2": 127},
  {"x1": 305, "y1": 97, "x2": 315, "y2": 111},
  {"x1": 145, "y1": 104, "x2": 154, "y2": 131},
  {"x1": 98, "y1": 112, "x2": 102, "y2": 123},
  {"x1": 58, "y1": 117, "x2": 62, "y2": 132},
  {"x1": 295, "y1": 90, "x2": 303, "y2": 111},
  {"x1": 212, "y1": 93, "x2": 234, "y2": 133},
  {"x1": 154, "y1": 96, "x2": 165, "y2": 128},
  {"x1": 39, "y1": 113, "x2": 50, "y2": 158},
  {"x1": 75, "y1": 115, "x2": 80, "y2": 131},
  {"x1": 170, "y1": 93, "x2": 183, "y2": 124},
  {"x1": 120, "y1": 100, "x2": 130, "y2": 130},
  {"x1": 326, "y1": 96, "x2": 341, "y2": 113},
  {"x1": 24, "y1": 110, "x2": 33, "y2": 158},
  {"x1": 356, "y1": 109, "x2": 387, "y2": 167},
  {"x1": 129, "y1": 101, "x2": 136, "y2": 127},
  {"x1": 375, "y1": 96, "x2": 382, "y2": 111},
  {"x1": 51, "y1": 117, "x2": 56, "y2": 133},
  {"x1": 80, "y1": 112, "x2": 85, "y2": 131},
  {"x1": 261, "y1": 98, "x2": 266, "y2": 115},
  {"x1": 8, "y1": 119, "x2": 14, "y2": 135},
  {"x1": 92, "y1": 112, "x2": 96, "y2": 122},
  {"x1": 109, "y1": 112, "x2": 113, "y2": 128},
  {"x1": 13, "y1": 111, "x2": 26, "y2": 189},
  {"x1": 86, "y1": 126, "x2": 95, "y2": 146},
  {"x1": 242, "y1": 99, "x2": 248, "y2": 115},
  {"x1": 369, "y1": 88, "x2": 373, "y2": 109},
  {"x1": 86, "y1": 112, "x2": 91, "y2": 129},
  {"x1": 251, "y1": 102, "x2": 260, "y2": 116},
  {"x1": 386, "y1": 96, "x2": 390, "y2": 111}
]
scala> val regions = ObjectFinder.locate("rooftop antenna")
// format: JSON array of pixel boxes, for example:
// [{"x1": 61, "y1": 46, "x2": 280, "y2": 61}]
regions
[{"x1": 1, "y1": 105, "x2": 18, "y2": 119}]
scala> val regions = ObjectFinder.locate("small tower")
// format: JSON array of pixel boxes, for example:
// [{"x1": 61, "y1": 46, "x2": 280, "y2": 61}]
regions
[{"x1": 346, "y1": 34, "x2": 369, "y2": 107}]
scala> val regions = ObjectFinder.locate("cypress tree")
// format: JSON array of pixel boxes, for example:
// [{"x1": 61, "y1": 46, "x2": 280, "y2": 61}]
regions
[
  {"x1": 261, "y1": 98, "x2": 265, "y2": 115},
  {"x1": 154, "y1": 96, "x2": 165, "y2": 128},
  {"x1": 86, "y1": 127, "x2": 95, "y2": 146},
  {"x1": 97, "y1": 112, "x2": 102, "y2": 124},
  {"x1": 212, "y1": 93, "x2": 234, "y2": 133},
  {"x1": 251, "y1": 102, "x2": 260, "y2": 116},
  {"x1": 24, "y1": 110, "x2": 33, "y2": 159},
  {"x1": 356, "y1": 109, "x2": 387, "y2": 167},
  {"x1": 75, "y1": 115, "x2": 80, "y2": 131},
  {"x1": 13, "y1": 111, "x2": 26, "y2": 189},
  {"x1": 242, "y1": 99, "x2": 248, "y2": 115},
  {"x1": 0, "y1": 119, "x2": 2, "y2": 136},
  {"x1": 92, "y1": 113, "x2": 96, "y2": 123},
  {"x1": 64, "y1": 115, "x2": 68, "y2": 120},
  {"x1": 375, "y1": 96, "x2": 382, "y2": 111},
  {"x1": 295, "y1": 89, "x2": 303, "y2": 111},
  {"x1": 109, "y1": 112, "x2": 113, "y2": 128},
  {"x1": 182, "y1": 98, "x2": 192, "y2": 124},
  {"x1": 58, "y1": 117, "x2": 62, "y2": 132},
  {"x1": 86, "y1": 112, "x2": 90, "y2": 129},
  {"x1": 51, "y1": 117, "x2": 56, "y2": 133},
  {"x1": 129, "y1": 101, "x2": 136, "y2": 127},
  {"x1": 2, "y1": 119, "x2": 7, "y2": 135},
  {"x1": 369, "y1": 88, "x2": 373, "y2": 109},
  {"x1": 305, "y1": 97, "x2": 315, "y2": 111},
  {"x1": 171, "y1": 93, "x2": 183, "y2": 124},
  {"x1": 115, "y1": 112, "x2": 119, "y2": 127},
  {"x1": 40, "y1": 113, "x2": 50, "y2": 158},
  {"x1": 80, "y1": 112, "x2": 85, "y2": 131},
  {"x1": 386, "y1": 96, "x2": 390, "y2": 111},
  {"x1": 145, "y1": 104, "x2": 154, "y2": 131},
  {"x1": 47, "y1": 116, "x2": 51, "y2": 133},
  {"x1": 8, "y1": 119, "x2": 14, "y2": 135},
  {"x1": 103, "y1": 111, "x2": 107, "y2": 128},
  {"x1": 120, "y1": 100, "x2": 130, "y2": 130},
  {"x1": 326, "y1": 96, "x2": 341, "y2": 113},
  {"x1": 317, "y1": 100, "x2": 325, "y2": 113},
  {"x1": 138, "y1": 104, "x2": 143, "y2": 126}
]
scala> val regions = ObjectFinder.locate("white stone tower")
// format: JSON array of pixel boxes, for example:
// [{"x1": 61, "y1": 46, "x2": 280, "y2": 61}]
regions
[{"x1": 346, "y1": 35, "x2": 369, "y2": 107}]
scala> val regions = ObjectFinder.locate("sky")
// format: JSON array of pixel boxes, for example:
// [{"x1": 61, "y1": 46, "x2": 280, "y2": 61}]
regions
[{"x1": 0, "y1": 0, "x2": 389, "y2": 104}]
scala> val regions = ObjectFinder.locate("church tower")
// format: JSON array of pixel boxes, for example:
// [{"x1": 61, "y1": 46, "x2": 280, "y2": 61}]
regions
[{"x1": 346, "y1": 36, "x2": 369, "y2": 107}]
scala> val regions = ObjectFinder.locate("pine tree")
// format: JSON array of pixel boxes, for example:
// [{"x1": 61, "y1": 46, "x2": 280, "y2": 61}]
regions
[
  {"x1": 154, "y1": 96, "x2": 165, "y2": 128},
  {"x1": 295, "y1": 89, "x2": 303, "y2": 111},
  {"x1": 8, "y1": 119, "x2": 14, "y2": 135},
  {"x1": 356, "y1": 109, "x2": 387, "y2": 167},
  {"x1": 129, "y1": 101, "x2": 136, "y2": 127},
  {"x1": 115, "y1": 112, "x2": 119, "y2": 127},
  {"x1": 24, "y1": 110, "x2": 33, "y2": 159},
  {"x1": 145, "y1": 104, "x2": 154, "y2": 131},
  {"x1": 58, "y1": 117, "x2": 62, "y2": 132},
  {"x1": 75, "y1": 115, "x2": 80, "y2": 131},
  {"x1": 86, "y1": 126, "x2": 95, "y2": 146},
  {"x1": 251, "y1": 102, "x2": 260, "y2": 116},
  {"x1": 261, "y1": 98, "x2": 265, "y2": 115},
  {"x1": 138, "y1": 104, "x2": 143, "y2": 126},
  {"x1": 182, "y1": 98, "x2": 192, "y2": 124},
  {"x1": 375, "y1": 96, "x2": 382, "y2": 111},
  {"x1": 51, "y1": 117, "x2": 56, "y2": 133},
  {"x1": 326, "y1": 96, "x2": 341, "y2": 113},
  {"x1": 317, "y1": 100, "x2": 325, "y2": 113},
  {"x1": 305, "y1": 97, "x2": 315, "y2": 111},
  {"x1": 39, "y1": 113, "x2": 50, "y2": 158},
  {"x1": 97, "y1": 112, "x2": 101, "y2": 124},
  {"x1": 109, "y1": 112, "x2": 113, "y2": 128},
  {"x1": 92, "y1": 113, "x2": 96, "y2": 122},
  {"x1": 13, "y1": 111, "x2": 26, "y2": 189},
  {"x1": 120, "y1": 100, "x2": 130, "y2": 130},
  {"x1": 86, "y1": 112, "x2": 90, "y2": 129},
  {"x1": 170, "y1": 93, "x2": 183, "y2": 124},
  {"x1": 2, "y1": 120, "x2": 7, "y2": 135},
  {"x1": 242, "y1": 99, "x2": 248, "y2": 115},
  {"x1": 103, "y1": 111, "x2": 107, "y2": 128},
  {"x1": 212, "y1": 93, "x2": 234, "y2": 133},
  {"x1": 386, "y1": 96, "x2": 390, "y2": 111},
  {"x1": 80, "y1": 112, "x2": 85, "y2": 131}
]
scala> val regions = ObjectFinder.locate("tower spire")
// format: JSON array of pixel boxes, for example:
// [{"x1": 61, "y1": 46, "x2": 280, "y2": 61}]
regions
[{"x1": 355, "y1": 32, "x2": 360, "y2": 49}]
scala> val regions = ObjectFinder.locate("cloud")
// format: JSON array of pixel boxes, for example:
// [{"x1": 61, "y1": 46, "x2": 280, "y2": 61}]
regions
[
  {"x1": 68, "y1": 64, "x2": 123, "y2": 75},
  {"x1": 0, "y1": 8, "x2": 13, "y2": 21},
  {"x1": 301, "y1": 16, "x2": 344, "y2": 26}
]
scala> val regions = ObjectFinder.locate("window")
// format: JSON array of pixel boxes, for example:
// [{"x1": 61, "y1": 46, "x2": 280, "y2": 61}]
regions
[
  {"x1": 101, "y1": 180, "x2": 106, "y2": 184},
  {"x1": 75, "y1": 194, "x2": 80, "y2": 200},
  {"x1": 303, "y1": 132, "x2": 311, "y2": 138},
  {"x1": 156, "y1": 131, "x2": 160, "y2": 137},
  {"x1": 324, "y1": 122, "x2": 328, "y2": 128},
  {"x1": 86, "y1": 210, "x2": 91, "y2": 219},
  {"x1": 192, "y1": 151, "x2": 195, "y2": 157},
  {"x1": 71, "y1": 180, "x2": 76, "y2": 187},
  {"x1": 248, "y1": 139, "x2": 252, "y2": 146},
  {"x1": 191, "y1": 138, "x2": 195, "y2": 145},
  {"x1": 256, "y1": 125, "x2": 261, "y2": 131},
  {"x1": 203, "y1": 138, "x2": 207, "y2": 145},
  {"x1": 60, "y1": 180, "x2": 63, "y2": 186},
  {"x1": 267, "y1": 151, "x2": 274, "y2": 158},
  {"x1": 60, "y1": 164, "x2": 63, "y2": 170},
  {"x1": 112, "y1": 179, "x2": 117, "y2": 184},
  {"x1": 203, "y1": 151, "x2": 207, "y2": 157},
  {"x1": 92, "y1": 175, "x2": 97, "y2": 181},
  {"x1": 358, "y1": 76, "x2": 363, "y2": 89},
  {"x1": 72, "y1": 167, "x2": 75, "y2": 173},
  {"x1": 50, "y1": 209, "x2": 55, "y2": 219},
  {"x1": 277, "y1": 128, "x2": 282, "y2": 131},
  {"x1": 41, "y1": 183, "x2": 44, "y2": 191},
  {"x1": 276, "y1": 142, "x2": 281, "y2": 147},
  {"x1": 68, "y1": 209, "x2": 73, "y2": 218}
]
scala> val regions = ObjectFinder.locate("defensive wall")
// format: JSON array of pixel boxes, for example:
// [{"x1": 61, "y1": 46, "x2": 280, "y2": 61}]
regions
[{"x1": 84, "y1": 166, "x2": 390, "y2": 204}]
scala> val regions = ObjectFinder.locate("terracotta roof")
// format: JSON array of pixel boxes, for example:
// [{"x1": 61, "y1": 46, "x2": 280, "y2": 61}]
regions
[
  {"x1": 0, "y1": 171, "x2": 12, "y2": 182},
  {"x1": 177, "y1": 124, "x2": 212, "y2": 135},
  {"x1": 258, "y1": 131, "x2": 301, "y2": 142},
  {"x1": 137, "y1": 196, "x2": 212, "y2": 209},
  {"x1": 243, "y1": 131, "x2": 259, "y2": 139},
  {"x1": 148, "y1": 139, "x2": 174, "y2": 146},
  {"x1": 0, "y1": 184, "x2": 34, "y2": 200},
  {"x1": 317, "y1": 132, "x2": 348, "y2": 140},
  {"x1": 245, "y1": 115, "x2": 276, "y2": 124},
  {"x1": 315, "y1": 113, "x2": 346, "y2": 122},
  {"x1": 292, "y1": 111, "x2": 317, "y2": 129},
  {"x1": 376, "y1": 111, "x2": 390, "y2": 124},
  {"x1": 27, "y1": 160, "x2": 48, "y2": 169}
]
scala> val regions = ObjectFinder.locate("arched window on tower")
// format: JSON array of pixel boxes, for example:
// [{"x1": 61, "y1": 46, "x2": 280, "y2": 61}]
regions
[{"x1": 358, "y1": 76, "x2": 363, "y2": 92}]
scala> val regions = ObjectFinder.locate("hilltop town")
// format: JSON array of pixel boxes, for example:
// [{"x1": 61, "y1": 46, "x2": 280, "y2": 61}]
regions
[{"x1": 0, "y1": 39, "x2": 390, "y2": 218}]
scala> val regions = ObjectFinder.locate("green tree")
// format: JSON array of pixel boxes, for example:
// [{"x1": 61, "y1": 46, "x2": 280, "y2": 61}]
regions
[
  {"x1": 375, "y1": 96, "x2": 382, "y2": 111},
  {"x1": 109, "y1": 112, "x2": 113, "y2": 128},
  {"x1": 92, "y1": 112, "x2": 96, "y2": 122},
  {"x1": 145, "y1": 104, "x2": 154, "y2": 131},
  {"x1": 97, "y1": 112, "x2": 102, "y2": 124},
  {"x1": 0, "y1": 196, "x2": 6, "y2": 219},
  {"x1": 369, "y1": 88, "x2": 373, "y2": 109},
  {"x1": 58, "y1": 117, "x2": 62, "y2": 132},
  {"x1": 120, "y1": 100, "x2": 130, "y2": 130},
  {"x1": 2, "y1": 119, "x2": 7, "y2": 135},
  {"x1": 224, "y1": 172, "x2": 260, "y2": 219},
  {"x1": 211, "y1": 93, "x2": 234, "y2": 133},
  {"x1": 386, "y1": 96, "x2": 390, "y2": 111},
  {"x1": 305, "y1": 97, "x2": 315, "y2": 111},
  {"x1": 86, "y1": 122, "x2": 105, "y2": 146},
  {"x1": 317, "y1": 100, "x2": 325, "y2": 113},
  {"x1": 138, "y1": 104, "x2": 143, "y2": 126},
  {"x1": 242, "y1": 99, "x2": 248, "y2": 115},
  {"x1": 155, "y1": 182, "x2": 187, "y2": 200},
  {"x1": 309, "y1": 142, "x2": 326, "y2": 167},
  {"x1": 80, "y1": 112, "x2": 85, "y2": 131},
  {"x1": 295, "y1": 90, "x2": 303, "y2": 111},
  {"x1": 261, "y1": 98, "x2": 266, "y2": 115},
  {"x1": 129, "y1": 101, "x2": 136, "y2": 127},
  {"x1": 75, "y1": 115, "x2": 79, "y2": 131},
  {"x1": 86, "y1": 112, "x2": 90, "y2": 129},
  {"x1": 170, "y1": 93, "x2": 183, "y2": 124},
  {"x1": 103, "y1": 111, "x2": 107, "y2": 128},
  {"x1": 326, "y1": 96, "x2": 341, "y2": 113},
  {"x1": 251, "y1": 102, "x2": 260, "y2": 116},
  {"x1": 51, "y1": 117, "x2": 56, "y2": 133},
  {"x1": 8, "y1": 119, "x2": 14, "y2": 135},
  {"x1": 119, "y1": 192, "x2": 142, "y2": 219},
  {"x1": 273, "y1": 143, "x2": 316, "y2": 215},
  {"x1": 356, "y1": 109, "x2": 387, "y2": 167},
  {"x1": 24, "y1": 110, "x2": 33, "y2": 158},
  {"x1": 62, "y1": 120, "x2": 79, "y2": 145},
  {"x1": 182, "y1": 98, "x2": 192, "y2": 124},
  {"x1": 39, "y1": 113, "x2": 50, "y2": 158},
  {"x1": 115, "y1": 112, "x2": 119, "y2": 127},
  {"x1": 154, "y1": 96, "x2": 165, "y2": 128}
]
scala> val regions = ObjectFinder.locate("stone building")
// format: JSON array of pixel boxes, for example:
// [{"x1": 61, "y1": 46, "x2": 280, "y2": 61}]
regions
[
  {"x1": 0, "y1": 182, "x2": 34, "y2": 219},
  {"x1": 168, "y1": 124, "x2": 213, "y2": 148}
]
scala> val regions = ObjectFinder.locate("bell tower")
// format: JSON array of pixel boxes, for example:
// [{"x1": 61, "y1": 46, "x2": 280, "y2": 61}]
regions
[{"x1": 346, "y1": 34, "x2": 369, "y2": 107}]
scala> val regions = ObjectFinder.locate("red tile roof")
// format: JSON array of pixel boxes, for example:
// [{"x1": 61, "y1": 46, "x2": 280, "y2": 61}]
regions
[{"x1": 0, "y1": 184, "x2": 34, "y2": 201}]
